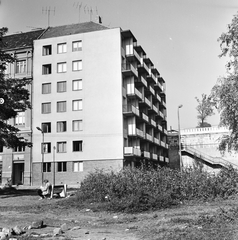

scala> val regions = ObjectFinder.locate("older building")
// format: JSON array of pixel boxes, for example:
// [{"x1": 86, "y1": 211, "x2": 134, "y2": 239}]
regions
[
  {"x1": 1, "y1": 29, "x2": 45, "y2": 185},
  {"x1": 32, "y1": 22, "x2": 168, "y2": 185}
]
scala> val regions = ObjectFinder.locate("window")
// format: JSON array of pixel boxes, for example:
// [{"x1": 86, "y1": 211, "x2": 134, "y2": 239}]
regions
[
  {"x1": 57, "y1": 43, "x2": 67, "y2": 53},
  {"x1": 43, "y1": 163, "x2": 51, "y2": 172},
  {"x1": 42, "y1": 142, "x2": 51, "y2": 153},
  {"x1": 57, "y1": 81, "x2": 66, "y2": 92},
  {"x1": 16, "y1": 60, "x2": 26, "y2": 74},
  {"x1": 42, "y1": 102, "x2": 51, "y2": 114},
  {"x1": 15, "y1": 112, "x2": 25, "y2": 126},
  {"x1": 57, "y1": 121, "x2": 67, "y2": 132},
  {"x1": 73, "y1": 161, "x2": 83, "y2": 172},
  {"x1": 73, "y1": 140, "x2": 83, "y2": 152},
  {"x1": 72, "y1": 120, "x2": 82, "y2": 131},
  {"x1": 57, "y1": 142, "x2": 67, "y2": 153},
  {"x1": 72, "y1": 60, "x2": 82, "y2": 71},
  {"x1": 57, "y1": 162, "x2": 67, "y2": 172},
  {"x1": 42, "y1": 83, "x2": 51, "y2": 94},
  {"x1": 42, "y1": 64, "x2": 52, "y2": 75},
  {"x1": 57, "y1": 101, "x2": 66, "y2": 112},
  {"x1": 57, "y1": 62, "x2": 67, "y2": 73},
  {"x1": 72, "y1": 79, "x2": 82, "y2": 91},
  {"x1": 42, "y1": 45, "x2": 52, "y2": 56},
  {"x1": 72, "y1": 41, "x2": 82, "y2": 51},
  {"x1": 72, "y1": 99, "x2": 82, "y2": 111},
  {"x1": 42, "y1": 122, "x2": 51, "y2": 133},
  {"x1": 14, "y1": 144, "x2": 25, "y2": 152}
]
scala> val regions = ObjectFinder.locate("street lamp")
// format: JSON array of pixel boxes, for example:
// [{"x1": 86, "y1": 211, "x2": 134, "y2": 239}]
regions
[
  {"x1": 178, "y1": 105, "x2": 183, "y2": 171},
  {"x1": 53, "y1": 146, "x2": 56, "y2": 186},
  {"x1": 36, "y1": 126, "x2": 44, "y2": 183}
]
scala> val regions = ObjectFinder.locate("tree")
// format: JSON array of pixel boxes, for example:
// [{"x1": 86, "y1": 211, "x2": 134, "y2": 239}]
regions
[
  {"x1": 195, "y1": 94, "x2": 214, "y2": 128},
  {"x1": 211, "y1": 12, "x2": 238, "y2": 152},
  {"x1": 0, "y1": 27, "x2": 32, "y2": 148}
]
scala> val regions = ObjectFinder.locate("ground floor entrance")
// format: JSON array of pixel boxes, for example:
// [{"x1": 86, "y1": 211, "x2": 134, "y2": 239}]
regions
[{"x1": 12, "y1": 162, "x2": 24, "y2": 185}]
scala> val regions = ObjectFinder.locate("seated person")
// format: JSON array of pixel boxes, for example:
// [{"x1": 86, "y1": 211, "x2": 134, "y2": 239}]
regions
[{"x1": 37, "y1": 179, "x2": 52, "y2": 200}]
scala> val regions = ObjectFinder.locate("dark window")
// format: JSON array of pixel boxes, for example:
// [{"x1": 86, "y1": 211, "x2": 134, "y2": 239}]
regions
[
  {"x1": 73, "y1": 140, "x2": 83, "y2": 152},
  {"x1": 42, "y1": 45, "x2": 52, "y2": 56},
  {"x1": 57, "y1": 162, "x2": 67, "y2": 172},
  {"x1": 42, "y1": 122, "x2": 51, "y2": 133},
  {"x1": 42, "y1": 142, "x2": 51, "y2": 153},
  {"x1": 43, "y1": 162, "x2": 51, "y2": 172},
  {"x1": 42, "y1": 64, "x2": 52, "y2": 75}
]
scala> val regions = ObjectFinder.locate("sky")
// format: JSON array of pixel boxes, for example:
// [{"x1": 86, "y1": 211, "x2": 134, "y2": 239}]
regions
[{"x1": 0, "y1": 0, "x2": 238, "y2": 130}]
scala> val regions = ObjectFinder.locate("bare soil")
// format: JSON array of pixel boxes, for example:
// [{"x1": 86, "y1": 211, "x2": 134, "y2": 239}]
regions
[{"x1": 1, "y1": 187, "x2": 238, "y2": 240}]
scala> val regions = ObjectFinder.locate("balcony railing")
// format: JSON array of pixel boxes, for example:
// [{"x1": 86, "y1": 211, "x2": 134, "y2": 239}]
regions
[
  {"x1": 138, "y1": 62, "x2": 150, "y2": 75},
  {"x1": 161, "y1": 141, "x2": 166, "y2": 148},
  {"x1": 152, "y1": 153, "x2": 158, "y2": 160},
  {"x1": 150, "y1": 119, "x2": 156, "y2": 128},
  {"x1": 152, "y1": 105, "x2": 158, "y2": 113},
  {"x1": 149, "y1": 86, "x2": 155, "y2": 95},
  {"x1": 143, "y1": 151, "x2": 150, "y2": 159},
  {"x1": 135, "y1": 76, "x2": 147, "y2": 87},
  {"x1": 122, "y1": 63, "x2": 138, "y2": 77},
  {"x1": 159, "y1": 111, "x2": 164, "y2": 118},
  {"x1": 156, "y1": 94, "x2": 161, "y2": 102},
  {"x1": 154, "y1": 137, "x2": 160, "y2": 145},
  {"x1": 162, "y1": 100, "x2": 166, "y2": 108},
  {"x1": 126, "y1": 88, "x2": 143, "y2": 100},
  {"x1": 157, "y1": 124, "x2": 163, "y2": 132},
  {"x1": 136, "y1": 128, "x2": 145, "y2": 138},
  {"x1": 141, "y1": 112, "x2": 149, "y2": 123},
  {"x1": 124, "y1": 147, "x2": 141, "y2": 156},
  {"x1": 146, "y1": 133, "x2": 153, "y2": 142},
  {"x1": 144, "y1": 97, "x2": 151, "y2": 108},
  {"x1": 155, "y1": 81, "x2": 163, "y2": 91},
  {"x1": 147, "y1": 73, "x2": 157, "y2": 84},
  {"x1": 123, "y1": 105, "x2": 140, "y2": 117}
]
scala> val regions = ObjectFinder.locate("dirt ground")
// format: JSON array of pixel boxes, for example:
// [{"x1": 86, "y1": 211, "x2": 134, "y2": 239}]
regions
[{"x1": 1, "y1": 187, "x2": 238, "y2": 240}]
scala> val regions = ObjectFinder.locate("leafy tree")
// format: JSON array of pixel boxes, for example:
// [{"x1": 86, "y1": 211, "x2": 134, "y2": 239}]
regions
[
  {"x1": 195, "y1": 94, "x2": 214, "y2": 128},
  {"x1": 211, "y1": 12, "x2": 238, "y2": 152},
  {"x1": 0, "y1": 27, "x2": 32, "y2": 148}
]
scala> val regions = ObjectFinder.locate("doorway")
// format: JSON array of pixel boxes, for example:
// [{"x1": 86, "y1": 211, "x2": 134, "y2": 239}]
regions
[{"x1": 12, "y1": 162, "x2": 24, "y2": 185}]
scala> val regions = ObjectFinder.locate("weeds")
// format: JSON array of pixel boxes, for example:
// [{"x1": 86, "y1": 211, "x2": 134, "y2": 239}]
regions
[{"x1": 76, "y1": 166, "x2": 238, "y2": 213}]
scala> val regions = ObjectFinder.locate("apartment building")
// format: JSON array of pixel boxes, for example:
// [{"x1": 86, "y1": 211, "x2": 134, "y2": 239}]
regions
[
  {"x1": 32, "y1": 22, "x2": 168, "y2": 185},
  {"x1": 1, "y1": 29, "x2": 45, "y2": 185}
]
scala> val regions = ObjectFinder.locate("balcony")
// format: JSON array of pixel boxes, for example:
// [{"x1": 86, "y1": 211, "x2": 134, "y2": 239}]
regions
[
  {"x1": 141, "y1": 112, "x2": 149, "y2": 123},
  {"x1": 160, "y1": 141, "x2": 166, "y2": 148},
  {"x1": 138, "y1": 62, "x2": 150, "y2": 75},
  {"x1": 142, "y1": 151, "x2": 150, "y2": 159},
  {"x1": 152, "y1": 105, "x2": 158, "y2": 114},
  {"x1": 165, "y1": 157, "x2": 169, "y2": 163},
  {"x1": 147, "y1": 73, "x2": 157, "y2": 84},
  {"x1": 122, "y1": 63, "x2": 138, "y2": 78},
  {"x1": 154, "y1": 137, "x2": 160, "y2": 145},
  {"x1": 159, "y1": 111, "x2": 164, "y2": 118},
  {"x1": 152, "y1": 153, "x2": 158, "y2": 160},
  {"x1": 128, "y1": 128, "x2": 144, "y2": 138},
  {"x1": 123, "y1": 105, "x2": 140, "y2": 117},
  {"x1": 144, "y1": 97, "x2": 152, "y2": 108},
  {"x1": 149, "y1": 86, "x2": 155, "y2": 96},
  {"x1": 157, "y1": 124, "x2": 163, "y2": 132},
  {"x1": 156, "y1": 94, "x2": 161, "y2": 102},
  {"x1": 126, "y1": 88, "x2": 143, "y2": 100},
  {"x1": 125, "y1": 49, "x2": 141, "y2": 64},
  {"x1": 124, "y1": 147, "x2": 141, "y2": 157},
  {"x1": 150, "y1": 119, "x2": 156, "y2": 128},
  {"x1": 162, "y1": 100, "x2": 166, "y2": 108},
  {"x1": 145, "y1": 133, "x2": 153, "y2": 142},
  {"x1": 159, "y1": 156, "x2": 164, "y2": 162},
  {"x1": 154, "y1": 81, "x2": 163, "y2": 91},
  {"x1": 163, "y1": 128, "x2": 168, "y2": 135},
  {"x1": 135, "y1": 76, "x2": 147, "y2": 88}
]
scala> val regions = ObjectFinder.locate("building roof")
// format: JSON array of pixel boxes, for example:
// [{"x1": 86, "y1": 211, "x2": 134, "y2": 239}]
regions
[
  {"x1": 40, "y1": 21, "x2": 109, "y2": 39},
  {"x1": 2, "y1": 29, "x2": 45, "y2": 50}
]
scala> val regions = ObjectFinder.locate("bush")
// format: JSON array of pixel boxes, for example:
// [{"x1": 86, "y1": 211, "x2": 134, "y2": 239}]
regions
[{"x1": 76, "y1": 166, "x2": 238, "y2": 212}]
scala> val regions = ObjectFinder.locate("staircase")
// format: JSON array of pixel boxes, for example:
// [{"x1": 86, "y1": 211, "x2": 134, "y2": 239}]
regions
[{"x1": 181, "y1": 145, "x2": 238, "y2": 169}]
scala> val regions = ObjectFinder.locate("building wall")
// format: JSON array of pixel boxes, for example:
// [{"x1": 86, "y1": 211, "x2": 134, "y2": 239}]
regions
[
  {"x1": 1, "y1": 48, "x2": 33, "y2": 185},
  {"x1": 32, "y1": 28, "x2": 124, "y2": 185}
]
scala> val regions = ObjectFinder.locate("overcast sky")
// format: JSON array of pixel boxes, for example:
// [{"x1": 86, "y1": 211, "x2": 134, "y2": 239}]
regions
[{"x1": 1, "y1": 0, "x2": 238, "y2": 130}]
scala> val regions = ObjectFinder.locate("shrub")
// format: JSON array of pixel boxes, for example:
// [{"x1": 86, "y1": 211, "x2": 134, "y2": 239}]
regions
[{"x1": 76, "y1": 166, "x2": 238, "y2": 212}]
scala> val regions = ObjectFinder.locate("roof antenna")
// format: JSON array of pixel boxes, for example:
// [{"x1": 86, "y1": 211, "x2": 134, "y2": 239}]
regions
[
  {"x1": 42, "y1": 6, "x2": 56, "y2": 27},
  {"x1": 73, "y1": 2, "x2": 82, "y2": 23}
]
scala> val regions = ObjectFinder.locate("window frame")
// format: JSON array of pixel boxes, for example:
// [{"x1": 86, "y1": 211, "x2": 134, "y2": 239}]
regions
[
  {"x1": 57, "y1": 161, "x2": 67, "y2": 172},
  {"x1": 43, "y1": 162, "x2": 51, "y2": 172},
  {"x1": 57, "y1": 121, "x2": 67, "y2": 132},
  {"x1": 42, "y1": 64, "x2": 52, "y2": 75},
  {"x1": 16, "y1": 59, "x2": 27, "y2": 74},
  {"x1": 57, "y1": 62, "x2": 67, "y2": 73},
  {"x1": 72, "y1": 60, "x2": 82, "y2": 71},
  {"x1": 72, "y1": 120, "x2": 82, "y2": 131},
  {"x1": 42, "y1": 83, "x2": 51, "y2": 94},
  {"x1": 72, "y1": 140, "x2": 83, "y2": 152},
  {"x1": 15, "y1": 111, "x2": 25, "y2": 126},
  {"x1": 42, "y1": 142, "x2": 51, "y2": 154},
  {"x1": 72, "y1": 99, "x2": 82, "y2": 111},
  {"x1": 57, "y1": 101, "x2": 67, "y2": 113},
  {"x1": 57, "y1": 81, "x2": 67, "y2": 93},
  {"x1": 42, "y1": 102, "x2": 51, "y2": 114},
  {"x1": 57, "y1": 43, "x2": 67, "y2": 54},
  {"x1": 42, "y1": 45, "x2": 52, "y2": 56},
  {"x1": 72, "y1": 79, "x2": 82, "y2": 91},
  {"x1": 42, "y1": 122, "x2": 51, "y2": 133},
  {"x1": 72, "y1": 40, "x2": 82, "y2": 52},
  {"x1": 73, "y1": 161, "x2": 83, "y2": 172}
]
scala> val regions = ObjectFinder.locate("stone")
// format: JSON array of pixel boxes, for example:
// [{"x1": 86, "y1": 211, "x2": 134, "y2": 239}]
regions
[
  {"x1": 113, "y1": 216, "x2": 118, "y2": 219},
  {"x1": 60, "y1": 223, "x2": 68, "y2": 232},
  {"x1": 70, "y1": 226, "x2": 81, "y2": 231},
  {"x1": 12, "y1": 226, "x2": 23, "y2": 235},
  {"x1": 0, "y1": 232, "x2": 7, "y2": 240},
  {"x1": 85, "y1": 231, "x2": 89, "y2": 234},
  {"x1": 2, "y1": 228, "x2": 12, "y2": 236},
  {"x1": 40, "y1": 233, "x2": 52, "y2": 237},
  {"x1": 53, "y1": 228, "x2": 63, "y2": 236},
  {"x1": 31, "y1": 220, "x2": 44, "y2": 229}
]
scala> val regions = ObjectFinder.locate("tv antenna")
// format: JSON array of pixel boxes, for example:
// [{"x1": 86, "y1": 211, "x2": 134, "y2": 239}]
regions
[
  {"x1": 42, "y1": 7, "x2": 56, "y2": 27},
  {"x1": 73, "y1": 2, "x2": 83, "y2": 23}
]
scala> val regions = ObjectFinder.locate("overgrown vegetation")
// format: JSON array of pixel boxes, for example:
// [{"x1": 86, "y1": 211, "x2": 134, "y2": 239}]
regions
[{"x1": 75, "y1": 166, "x2": 238, "y2": 213}]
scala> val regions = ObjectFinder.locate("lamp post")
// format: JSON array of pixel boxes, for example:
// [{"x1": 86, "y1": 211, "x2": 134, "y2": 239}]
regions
[
  {"x1": 36, "y1": 127, "x2": 44, "y2": 183},
  {"x1": 178, "y1": 105, "x2": 183, "y2": 171},
  {"x1": 53, "y1": 146, "x2": 56, "y2": 186}
]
